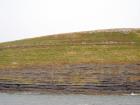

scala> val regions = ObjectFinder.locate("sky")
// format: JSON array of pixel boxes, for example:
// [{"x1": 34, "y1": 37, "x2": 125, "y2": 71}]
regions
[{"x1": 0, "y1": 0, "x2": 140, "y2": 42}]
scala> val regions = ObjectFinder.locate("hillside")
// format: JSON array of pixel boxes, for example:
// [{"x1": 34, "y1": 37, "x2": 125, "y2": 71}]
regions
[
  {"x1": 0, "y1": 29, "x2": 140, "y2": 69},
  {"x1": 0, "y1": 28, "x2": 140, "y2": 94}
]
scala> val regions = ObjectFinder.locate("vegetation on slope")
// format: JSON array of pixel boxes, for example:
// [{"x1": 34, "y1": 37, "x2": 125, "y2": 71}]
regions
[{"x1": 0, "y1": 29, "x2": 140, "y2": 69}]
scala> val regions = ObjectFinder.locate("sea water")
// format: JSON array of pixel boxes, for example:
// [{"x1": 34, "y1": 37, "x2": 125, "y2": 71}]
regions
[{"x1": 0, "y1": 93, "x2": 139, "y2": 105}]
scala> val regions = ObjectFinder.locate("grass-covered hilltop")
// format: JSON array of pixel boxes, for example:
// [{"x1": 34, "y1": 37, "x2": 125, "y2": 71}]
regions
[{"x1": 0, "y1": 28, "x2": 140, "y2": 94}]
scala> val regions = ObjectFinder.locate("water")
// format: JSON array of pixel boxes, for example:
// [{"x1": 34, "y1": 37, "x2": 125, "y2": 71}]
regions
[{"x1": 0, "y1": 93, "x2": 139, "y2": 105}]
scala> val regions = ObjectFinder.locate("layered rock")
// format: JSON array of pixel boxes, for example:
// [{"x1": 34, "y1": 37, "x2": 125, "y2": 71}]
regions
[{"x1": 0, "y1": 64, "x2": 140, "y2": 94}]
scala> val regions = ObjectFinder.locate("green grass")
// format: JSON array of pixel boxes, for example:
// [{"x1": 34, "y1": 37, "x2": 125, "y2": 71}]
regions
[{"x1": 0, "y1": 30, "x2": 140, "y2": 69}]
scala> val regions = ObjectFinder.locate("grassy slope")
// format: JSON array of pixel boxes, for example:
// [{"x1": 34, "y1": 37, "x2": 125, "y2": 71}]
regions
[{"x1": 0, "y1": 29, "x2": 140, "y2": 69}]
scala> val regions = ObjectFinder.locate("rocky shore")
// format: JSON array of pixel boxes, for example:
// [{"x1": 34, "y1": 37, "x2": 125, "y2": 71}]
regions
[{"x1": 0, "y1": 64, "x2": 140, "y2": 95}]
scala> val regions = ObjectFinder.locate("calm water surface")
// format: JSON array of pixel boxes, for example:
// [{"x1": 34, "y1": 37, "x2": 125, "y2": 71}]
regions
[{"x1": 0, "y1": 93, "x2": 139, "y2": 105}]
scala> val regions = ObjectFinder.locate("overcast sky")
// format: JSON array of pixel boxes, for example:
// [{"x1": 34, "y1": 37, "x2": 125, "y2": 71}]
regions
[{"x1": 0, "y1": 0, "x2": 140, "y2": 42}]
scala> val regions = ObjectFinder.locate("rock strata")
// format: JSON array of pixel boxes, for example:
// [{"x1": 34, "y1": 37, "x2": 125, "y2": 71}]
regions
[{"x1": 0, "y1": 64, "x2": 140, "y2": 95}]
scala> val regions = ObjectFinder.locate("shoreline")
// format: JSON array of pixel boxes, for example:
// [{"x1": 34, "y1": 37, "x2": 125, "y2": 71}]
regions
[{"x1": 0, "y1": 82, "x2": 139, "y2": 95}]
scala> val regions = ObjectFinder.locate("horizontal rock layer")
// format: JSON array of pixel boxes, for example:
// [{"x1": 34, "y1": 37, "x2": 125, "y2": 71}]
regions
[{"x1": 0, "y1": 64, "x2": 140, "y2": 94}]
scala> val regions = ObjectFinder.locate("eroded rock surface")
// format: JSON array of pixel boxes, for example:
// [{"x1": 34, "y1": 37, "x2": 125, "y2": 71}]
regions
[{"x1": 0, "y1": 64, "x2": 140, "y2": 94}]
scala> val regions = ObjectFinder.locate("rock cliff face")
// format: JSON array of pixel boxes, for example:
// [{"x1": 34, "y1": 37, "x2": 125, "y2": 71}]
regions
[{"x1": 0, "y1": 64, "x2": 140, "y2": 94}]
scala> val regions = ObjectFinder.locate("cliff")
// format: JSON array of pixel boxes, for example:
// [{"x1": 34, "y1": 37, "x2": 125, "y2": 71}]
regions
[{"x1": 0, "y1": 28, "x2": 140, "y2": 94}]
